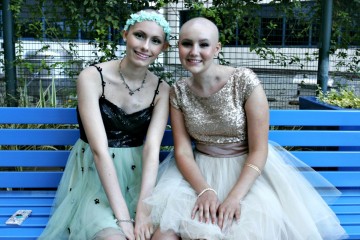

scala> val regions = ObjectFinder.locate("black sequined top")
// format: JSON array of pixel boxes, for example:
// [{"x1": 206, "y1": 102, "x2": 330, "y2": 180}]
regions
[{"x1": 77, "y1": 65, "x2": 162, "y2": 147}]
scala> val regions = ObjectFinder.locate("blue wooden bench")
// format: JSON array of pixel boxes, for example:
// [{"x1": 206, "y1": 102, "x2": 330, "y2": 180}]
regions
[{"x1": 0, "y1": 107, "x2": 359, "y2": 239}]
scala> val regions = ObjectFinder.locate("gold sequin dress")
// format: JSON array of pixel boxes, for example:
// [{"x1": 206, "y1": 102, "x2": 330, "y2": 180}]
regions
[{"x1": 147, "y1": 67, "x2": 347, "y2": 240}]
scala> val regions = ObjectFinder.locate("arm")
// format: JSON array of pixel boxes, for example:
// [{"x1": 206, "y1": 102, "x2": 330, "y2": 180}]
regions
[
  {"x1": 171, "y1": 106, "x2": 220, "y2": 224},
  {"x1": 134, "y1": 82, "x2": 170, "y2": 238},
  {"x1": 77, "y1": 68, "x2": 134, "y2": 237},
  {"x1": 217, "y1": 85, "x2": 269, "y2": 228}
]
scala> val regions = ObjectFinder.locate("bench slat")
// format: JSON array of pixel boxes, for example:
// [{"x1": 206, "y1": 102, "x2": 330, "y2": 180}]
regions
[
  {"x1": 342, "y1": 226, "x2": 360, "y2": 239},
  {"x1": 0, "y1": 198, "x2": 55, "y2": 206},
  {"x1": 291, "y1": 152, "x2": 360, "y2": 167},
  {"x1": 269, "y1": 130, "x2": 360, "y2": 146},
  {"x1": 0, "y1": 129, "x2": 79, "y2": 145},
  {"x1": 0, "y1": 228, "x2": 44, "y2": 240},
  {"x1": 1, "y1": 207, "x2": 52, "y2": 216},
  {"x1": 331, "y1": 205, "x2": 360, "y2": 214},
  {"x1": 0, "y1": 151, "x2": 70, "y2": 167},
  {"x1": 0, "y1": 171, "x2": 358, "y2": 189},
  {"x1": 1, "y1": 150, "x2": 358, "y2": 168},
  {"x1": 304, "y1": 172, "x2": 360, "y2": 187},
  {"x1": 0, "y1": 216, "x2": 49, "y2": 227},
  {"x1": 270, "y1": 110, "x2": 360, "y2": 126},
  {"x1": 0, "y1": 191, "x2": 56, "y2": 198},
  {"x1": 0, "y1": 107, "x2": 78, "y2": 124},
  {"x1": 0, "y1": 172, "x2": 62, "y2": 188}
]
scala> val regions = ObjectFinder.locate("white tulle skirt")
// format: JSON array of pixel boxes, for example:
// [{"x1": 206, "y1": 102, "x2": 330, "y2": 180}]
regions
[{"x1": 146, "y1": 141, "x2": 347, "y2": 240}]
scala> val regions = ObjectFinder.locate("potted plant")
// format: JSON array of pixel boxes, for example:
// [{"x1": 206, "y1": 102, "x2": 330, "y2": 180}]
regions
[
  {"x1": 299, "y1": 85, "x2": 360, "y2": 110},
  {"x1": 299, "y1": 85, "x2": 360, "y2": 151}
]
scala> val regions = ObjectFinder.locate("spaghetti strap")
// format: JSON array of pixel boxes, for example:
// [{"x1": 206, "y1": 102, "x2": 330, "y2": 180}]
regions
[
  {"x1": 92, "y1": 65, "x2": 106, "y2": 98},
  {"x1": 150, "y1": 77, "x2": 163, "y2": 107}
]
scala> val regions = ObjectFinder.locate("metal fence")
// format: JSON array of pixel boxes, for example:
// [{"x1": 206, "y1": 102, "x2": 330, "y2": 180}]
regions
[{"x1": 0, "y1": 1, "x2": 359, "y2": 109}]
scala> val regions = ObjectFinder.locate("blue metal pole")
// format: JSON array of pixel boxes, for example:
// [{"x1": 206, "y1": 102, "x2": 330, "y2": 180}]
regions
[
  {"x1": 317, "y1": 0, "x2": 333, "y2": 94},
  {"x1": 2, "y1": 0, "x2": 18, "y2": 106}
]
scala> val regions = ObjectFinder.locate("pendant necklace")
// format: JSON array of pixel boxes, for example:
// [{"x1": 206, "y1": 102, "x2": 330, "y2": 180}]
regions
[{"x1": 119, "y1": 59, "x2": 147, "y2": 96}]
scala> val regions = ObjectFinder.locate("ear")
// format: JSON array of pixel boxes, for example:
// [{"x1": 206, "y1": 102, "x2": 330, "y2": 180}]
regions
[
  {"x1": 122, "y1": 30, "x2": 128, "y2": 42},
  {"x1": 162, "y1": 42, "x2": 170, "y2": 51},
  {"x1": 215, "y1": 41, "x2": 222, "y2": 55}
]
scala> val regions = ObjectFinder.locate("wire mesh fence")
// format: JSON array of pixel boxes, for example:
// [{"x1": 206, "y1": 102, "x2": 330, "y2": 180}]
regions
[{"x1": 0, "y1": 1, "x2": 359, "y2": 109}]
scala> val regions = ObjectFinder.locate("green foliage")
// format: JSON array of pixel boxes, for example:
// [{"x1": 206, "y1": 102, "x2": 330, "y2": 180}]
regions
[
  {"x1": 2, "y1": 0, "x2": 359, "y2": 107},
  {"x1": 317, "y1": 85, "x2": 360, "y2": 109}
]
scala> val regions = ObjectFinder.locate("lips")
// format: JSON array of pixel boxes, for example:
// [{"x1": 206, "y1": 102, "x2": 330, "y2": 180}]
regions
[
  {"x1": 135, "y1": 51, "x2": 151, "y2": 60},
  {"x1": 187, "y1": 58, "x2": 202, "y2": 63}
]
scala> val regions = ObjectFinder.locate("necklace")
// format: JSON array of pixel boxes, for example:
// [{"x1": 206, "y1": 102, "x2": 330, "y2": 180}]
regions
[{"x1": 119, "y1": 60, "x2": 147, "y2": 96}]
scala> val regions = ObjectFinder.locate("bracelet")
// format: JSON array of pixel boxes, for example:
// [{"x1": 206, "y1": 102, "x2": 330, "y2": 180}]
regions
[
  {"x1": 115, "y1": 218, "x2": 135, "y2": 225},
  {"x1": 244, "y1": 163, "x2": 261, "y2": 175},
  {"x1": 197, "y1": 187, "x2": 217, "y2": 198}
]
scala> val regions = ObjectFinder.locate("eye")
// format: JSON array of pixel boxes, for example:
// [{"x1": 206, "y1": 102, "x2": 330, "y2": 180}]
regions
[
  {"x1": 134, "y1": 32, "x2": 145, "y2": 39},
  {"x1": 180, "y1": 41, "x2": 193, "y2": 47},
  {"x1": 200, "y1": 42, "x2": 210, "y2": 48},
  {"x1": 152, "y1": 37, "x2": 162, "y2": 45}
]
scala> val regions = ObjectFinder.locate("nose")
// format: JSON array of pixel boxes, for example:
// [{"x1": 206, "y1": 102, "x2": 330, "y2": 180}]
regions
[
  {"x1": 189, "y1": 44, "x2": 199, "y2": 56},
  {"x1": 141, "y1": 39, "x2": 150, "y2": 51}
]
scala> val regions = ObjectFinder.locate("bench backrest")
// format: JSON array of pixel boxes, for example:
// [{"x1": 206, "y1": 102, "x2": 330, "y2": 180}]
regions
[{"x1": 0, "y1": 107, "x2": 359, "y2": 190}]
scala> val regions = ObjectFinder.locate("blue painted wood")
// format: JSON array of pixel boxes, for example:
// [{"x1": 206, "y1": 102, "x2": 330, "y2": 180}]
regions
[
  {"x1": 0, "y1": 151, "x2": 70, "y2": 167},
  {"x1": 290, "y1": 152, "x2": 360, "y2": 167},
  {"x1": 270, "y1": 109, "x2": 360, "y2": 125},
  {"x1": 0, "y1": 172, "x2": 62, "y2": 188},
  {"x1": 269, "y1": 131, "x2": 360, "y2": 146},
  {"x1": 0, "y1": 129, "x2": 79, "y2": 145},
  {"x1": 0, "y1": 107, "x2": 78, "y2": 124},
  {"x1": 0, "y1": 107, "x2": 359, "y2": 239}
]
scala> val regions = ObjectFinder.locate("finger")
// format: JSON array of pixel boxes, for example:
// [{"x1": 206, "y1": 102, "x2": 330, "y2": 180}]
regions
[
  {"x1": 145, "y1": 228, "x2": 151, "y2": 239},
  {"x1": 217, "y1": 209, "x2": 224, "y2": 229},
  {"x1": 198, "y1": 206, "x2": 204, "y2": 222},
  {"x1": 235, "y1": 208, "x2": 241, "y2": 221},
  {"x1": 222, "y1": 212, "x2": 230, "y2": 229},
  {"x1": 228, "y1": 211, "x2": 235, "y2": 221},
  {"x1": 191, "y1": 204, "x2": 199, "y2": 219},
  {"x1": 210, "y1": 202, "x2": 217, "y2": 224},
  {"x1": 204, "y1": 203, "x2": 210, "y2": 223}
]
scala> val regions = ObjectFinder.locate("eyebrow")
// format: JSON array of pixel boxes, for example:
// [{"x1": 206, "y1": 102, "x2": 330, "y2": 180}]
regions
[
  {"x1": 180, "y1": 38, "x2": 210, "y2": 42},
  {"x1": 133, "y1": 30, "x2": 163, "y2": 39}
]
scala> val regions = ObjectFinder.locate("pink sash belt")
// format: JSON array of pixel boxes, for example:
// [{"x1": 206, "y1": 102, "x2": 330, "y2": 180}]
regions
[{"x1": 196, "y1": 142, "x2": 248, "y2": 157}]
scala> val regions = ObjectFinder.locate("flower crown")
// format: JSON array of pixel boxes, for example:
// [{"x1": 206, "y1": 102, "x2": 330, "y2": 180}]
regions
[{"x1": 124, "y1": 11, "x2": 171, "y2": 41}]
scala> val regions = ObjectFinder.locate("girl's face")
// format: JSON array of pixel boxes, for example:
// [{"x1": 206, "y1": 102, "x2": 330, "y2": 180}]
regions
[
  {"x1": 123, "y1": 21, "x2": 168, "y2": 67},
  {"x1": 178, "y1": 23, "x2": 220, "y2": 75}
]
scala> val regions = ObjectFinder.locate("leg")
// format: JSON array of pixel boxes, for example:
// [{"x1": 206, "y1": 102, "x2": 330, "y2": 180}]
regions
[
  {"x1": 92, "y1": 227, "x2": 126, "y2": 240},
  {"x1": 151, "y1": 228, "x2": 179, "y2": 240}
]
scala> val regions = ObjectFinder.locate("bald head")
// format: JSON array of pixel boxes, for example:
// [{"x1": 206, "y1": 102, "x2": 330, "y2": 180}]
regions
[{"x1": 180, "y1": 17, "x2": 219, "y2": 43}]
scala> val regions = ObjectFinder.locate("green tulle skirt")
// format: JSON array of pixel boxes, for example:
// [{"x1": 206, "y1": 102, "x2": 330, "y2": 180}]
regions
[{"x1": 38, "y1": 139, "x2": 143, "y2": 240}]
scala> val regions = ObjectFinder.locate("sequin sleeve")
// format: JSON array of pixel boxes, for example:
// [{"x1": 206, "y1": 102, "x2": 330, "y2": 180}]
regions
[
  {"x1": 169, "y1": 84, "x2": 180, "y2": 110},
  {"x1": 241, "y1": 68, "x2": 261, "y2": 101}
]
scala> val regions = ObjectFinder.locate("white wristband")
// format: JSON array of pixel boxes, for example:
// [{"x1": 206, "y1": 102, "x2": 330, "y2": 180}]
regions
[{"x1": 197, "y1": 188, "x2": 217, "y2": 198}]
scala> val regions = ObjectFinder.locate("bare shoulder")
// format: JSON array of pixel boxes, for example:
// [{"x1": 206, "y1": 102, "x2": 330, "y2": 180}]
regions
[
  {"x1": 76, "y1": 65, "x2": 103, "y2": 95},
  {"x1": 147, "y1": 71, "x2": 170, "y2": 93},
  {"x1": 159, "y1": 78, "x2": 170, "y2": 92},
  {"x1": 78, "y1": 65, "x2": 99, "y2": 82}
]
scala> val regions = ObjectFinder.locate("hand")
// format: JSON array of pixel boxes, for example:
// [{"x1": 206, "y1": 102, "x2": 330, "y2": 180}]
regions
[
  {"x1": 217, "y1": 195, "x2": 242, "y2": 230},
  {"x1": 192, "y1": 190, "x2": 220, "y2": 224},
  {"x1": 118, "y1": 221, "x2": 135, "y2": 240},
  {"x1": 134, "y1": 211, "x2": 154, "y2": 240}
]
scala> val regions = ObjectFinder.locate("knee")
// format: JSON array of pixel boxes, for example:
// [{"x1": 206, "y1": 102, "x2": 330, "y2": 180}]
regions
[{"x1": 151, "y1": 228, "x2": 179, "y2": 240}]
